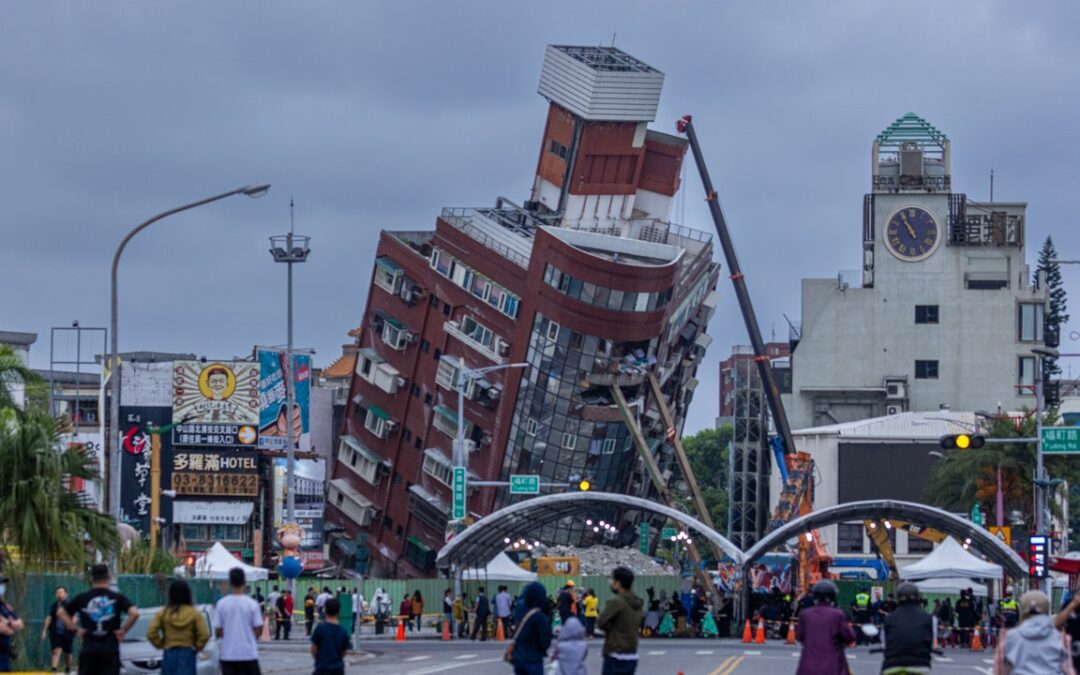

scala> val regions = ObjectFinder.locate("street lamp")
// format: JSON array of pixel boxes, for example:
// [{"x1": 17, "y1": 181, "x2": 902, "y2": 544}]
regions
[
  {"x1": 1032, "y1": 344, "x2": 1060, "y2": 590},
  {"x1": 268, "y1": 213, "x2": 311, "y2": 581},
  {"x1": 108, "y1": 184, "x2": 270, "y2": 546}
]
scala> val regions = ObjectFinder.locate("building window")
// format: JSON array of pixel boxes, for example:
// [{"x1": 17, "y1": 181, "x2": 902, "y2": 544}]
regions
[
  {"x1": 546, "y1": 321, "x2": 560, "y2": 341},
  {"x1": 837, "y1": 523, "x2": 863, "y2": 554},
  {"x1": 373, "y1": 257, "x2": 404, "y2": 295},
  {"x1": 182, "y1": 525, "x2": 205, "y2": 542},
  {"x1": 422, "y1": 451, "x2": 454, "y2": 487},
  {"x1": 363, "y1": 407, "x2": 394, "y2": 439},
  {"x1": 381, "y1": 319, "x2": 413, "y2": 350},
  {"x1": 211, "y1": 525, "x2": 243, "y2": 542},
  {"x1": 424, "y1": 393, "x2": 433, "y2": 405},
  {"x1": 1018, "y1": 356, "x2": 1036, "y2": 391},
  {"x1": 442, "y1": 302, "x2": 452, "y2": 317},
  {"x1": 914, "y1": 360, "x2": 938, "y2": 379},
  {"x1": 402, "y1": 428, "x2": 412, "y2": 442},
  {"x1": 525, "y1": 418, "x2": 538, "y2": 436},
  {"x1": 461, "y1": 316, "x2": 495, "y2": 350},
  {"x1": 420, "y1": 339, "x2": 430, "y2": 353},
  {"x1": 601, "y1": 439, "x2": 616, "y2": 455},
  {"x1": 1019, "y1": 303, "x2": 1045, "y2": 342},
  {"x1": 411, "y1": 384, "x2": 420, "y2": 397},
  {"x1": 915, "y1": 305, "x2": 939, "y2": 324},
  {"x1": 433, "y1": 348, "x2": 442, "y2": 361},
  {"x1": 560, "y1": 432, "x2": 577, "y2": 450},
  {"x1": 548, "y1": 139, "x2": 568, "y2": 159},
  {"x1": 435, "y1": 356, "x2": 460, "y2": 391},
  {"x1": 414, "y1": 437, "x2": 422, "y2": 449},
  {"x1": 429, "y1": 294, "x2": 439, "y2": 308}
]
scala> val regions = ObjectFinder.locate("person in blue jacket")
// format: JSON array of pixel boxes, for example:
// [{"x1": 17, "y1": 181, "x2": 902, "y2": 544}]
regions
[{"x1": 510, "y1": 582, "x2": 552, "y2": 675}]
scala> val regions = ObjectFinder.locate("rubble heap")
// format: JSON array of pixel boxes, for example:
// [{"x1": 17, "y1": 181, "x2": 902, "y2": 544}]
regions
[{"x1": 531, "y1": 544, "x2": 676, "y2": 576}]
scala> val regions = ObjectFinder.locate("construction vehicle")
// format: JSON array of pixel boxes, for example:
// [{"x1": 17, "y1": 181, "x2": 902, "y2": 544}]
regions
[
  {"x1": 676, "y1": 115, "x2": 832, "y2": 594},
  {"x1": 864, "y1": 519, "x2": 947, "y2": 578}
]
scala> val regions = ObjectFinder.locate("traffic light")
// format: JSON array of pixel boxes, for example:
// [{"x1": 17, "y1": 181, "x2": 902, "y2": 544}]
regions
[
  {"x1": 576, "y1": 479, "x2": 591, "y2": 492},
  {"x1": 940, "y1": 434, "x2": 986, "y2": 450}
]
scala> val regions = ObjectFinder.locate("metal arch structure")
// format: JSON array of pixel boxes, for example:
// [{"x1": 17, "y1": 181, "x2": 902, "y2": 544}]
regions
[
  {"x1": 742, "y1": 499, "x2": 1027, "y2": 579},
  {"x1": 436, "y1": 492, "x2": 744, "y2": 569}
]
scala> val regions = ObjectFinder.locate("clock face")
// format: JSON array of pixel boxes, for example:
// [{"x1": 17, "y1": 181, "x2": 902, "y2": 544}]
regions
[{"x1": 884, "y1": 206, "x2": 939, "y2": 261}]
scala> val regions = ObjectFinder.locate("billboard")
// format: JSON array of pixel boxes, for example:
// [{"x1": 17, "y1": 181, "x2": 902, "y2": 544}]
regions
[
  {"x1": 170, "y1": 448, "x2": 259, "y2": 497},
  {"x1": 171, "y1": 361, "x2": 259, "y2": 446},
  {"x1": 272, "y1": 457, "x2": 325, "y2": 551},
  {"x1": 118, "y1": 406, "x2": 174, "y2": 533},
  {"x1": 257, "y1": 349, "x2": 311, "y2": 452}
]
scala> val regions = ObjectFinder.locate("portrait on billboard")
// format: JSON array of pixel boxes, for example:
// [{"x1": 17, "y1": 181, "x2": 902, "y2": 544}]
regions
[{"x1": 173, "y1": 361, "x2": 259, "y2": 425}]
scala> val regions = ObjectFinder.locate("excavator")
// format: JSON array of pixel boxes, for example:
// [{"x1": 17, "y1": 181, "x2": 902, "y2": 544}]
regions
[
  {"x1": 676, "y1": 115, "x2": 833, "y2": 595},
  {"x1": 864, "y1": 519, "x2": 948, "y2": 579}
]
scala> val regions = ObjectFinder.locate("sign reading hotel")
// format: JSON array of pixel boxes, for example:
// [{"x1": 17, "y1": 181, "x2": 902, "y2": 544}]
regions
[
  {"x1": 171, "y1": 449, "x2": 258, "y2": 496},
  {"x1": 172, "y1": 361, "x2": 259, "y2": 446}
]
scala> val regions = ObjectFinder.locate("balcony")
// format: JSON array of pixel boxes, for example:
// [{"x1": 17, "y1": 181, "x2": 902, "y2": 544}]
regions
[
  {"x1": 328, "y1": 478, "x2": 375, "y2": 528},
  {"x1": 433, "y1": 404, "x2": 474, "y2": 440},
  {"x1": 580, "y1": 355, "x2": 651, "y2": 387},
  {"x1": 443, "y1": 320, "x2": 507, "y2": 364},
  {"x1": 408, "y1": 484, "x2": 449, "y2": 532}
]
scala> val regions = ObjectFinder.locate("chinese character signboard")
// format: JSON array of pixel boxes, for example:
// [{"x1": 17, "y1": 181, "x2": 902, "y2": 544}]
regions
[
  {"x1": 509, "y1": 475, "x2": 540, "y2": 494},
  {"x1": 172, "y1": 361, "x2": 259, "y2": 446},
  {"x1": 1042, "y1": 428, "x2": 1080, "y2": 454},
  {"x1": 118, "y1": 406, "x2": 174, "y2": 533},
  {"x1": 1029, "y1": 534, "x2": 1049, "y2": 578},
  {"x1": 452, "y1": 467, "x2": 466, "y2": 519},
  {"x1": 171, "y1": 449, "x2": 258, "y2": 496},
  {"x1": 256, "y1": 349, "x2": 311, "y2": 452}
]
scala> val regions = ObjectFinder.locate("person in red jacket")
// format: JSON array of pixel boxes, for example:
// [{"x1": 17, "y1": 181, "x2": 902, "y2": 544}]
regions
[{"x1": 795, "y1": 580, "x2": 856, "y2": 675}]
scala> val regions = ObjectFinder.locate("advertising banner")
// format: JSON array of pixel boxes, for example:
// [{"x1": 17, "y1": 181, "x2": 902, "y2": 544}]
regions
[
  {"x1": 257, "y1": 349, "x2": 311, "y2": 452},
  {"x1": 172, "y1": 501, "x2": 254, "y2": 525},
  {"x1": 172, "y1": 361, "x2": 259, "y2": 446},
  {"x1": 118, "y1": 406, "x2": 174, "y2": 533},
  {"x1": 272, "y1": 457, "x2": 325, "y2": 550},
  {"x1": 170, "y1": 448, "x2": 259, "y2": 497}
]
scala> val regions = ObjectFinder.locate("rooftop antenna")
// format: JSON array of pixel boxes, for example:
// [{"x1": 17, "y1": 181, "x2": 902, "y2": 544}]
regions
[
  {"x1": 289, "y1": 195, "x2": 295, "y2": 233},
  {"x1": 611, "y1": 32, "x2": 616, "y2": 47},
  {"x1": 989, "y1": 167, "x2": 994, "y2": 202}
]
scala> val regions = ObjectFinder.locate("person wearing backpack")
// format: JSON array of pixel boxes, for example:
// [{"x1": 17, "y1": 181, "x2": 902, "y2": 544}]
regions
[{"x1": 508, "y1": 582, "x2": 552, "y2": 675}]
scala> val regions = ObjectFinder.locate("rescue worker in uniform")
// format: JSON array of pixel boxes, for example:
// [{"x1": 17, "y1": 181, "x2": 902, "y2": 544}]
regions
[
  {"x1": 998, "y1": 589, "x2": 1020, "y2": 629},
  {"x1": 881, "y1": 583, "x2": 933, "y2": 675},
  {"x1": 852, "y1": 588, "x2": 872, "y2": 645}
]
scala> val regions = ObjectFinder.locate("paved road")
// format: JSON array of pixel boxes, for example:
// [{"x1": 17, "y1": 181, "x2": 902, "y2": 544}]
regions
[{"x1": 255, "y1": 637, "x2": 998, "y2": 674}]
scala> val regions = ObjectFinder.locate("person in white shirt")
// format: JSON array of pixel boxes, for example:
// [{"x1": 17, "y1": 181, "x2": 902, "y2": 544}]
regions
[
  {"x1": 315, "y1": 587, "x2": 333, "y2": 623},
  {"x1": 265, "y1": 586, "x2": 280, "y2": 640},
  {"x1": 214, "y1": 568, "x2": 264, "y2": 675},
  {"x1": 350, "y1": 590, "x2": 366, "y2": 634},
  {"x1": 494, "y1": 586, "x2": 513, "y2": 637}
]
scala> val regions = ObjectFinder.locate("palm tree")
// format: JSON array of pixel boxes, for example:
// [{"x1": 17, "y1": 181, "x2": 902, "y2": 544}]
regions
[
  {"x1": 0, "y1": 408, "x2": 117, "y2": 570},
  {"x1": 0, "y1": 344, "x2": 41, "y2": 412}
]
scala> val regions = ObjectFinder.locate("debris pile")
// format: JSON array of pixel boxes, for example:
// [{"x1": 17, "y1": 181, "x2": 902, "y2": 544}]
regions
[{"x1": 531, "y1": 544, "x2": 676, "y2": 576}]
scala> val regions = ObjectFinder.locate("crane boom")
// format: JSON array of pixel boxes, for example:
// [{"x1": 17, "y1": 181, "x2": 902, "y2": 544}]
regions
[{"x1": 676, "y1": 115, "x2": 797, "y2": 456}]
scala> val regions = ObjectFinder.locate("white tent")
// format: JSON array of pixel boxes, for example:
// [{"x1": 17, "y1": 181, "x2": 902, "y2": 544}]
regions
[
  {"x1": 899, "y1": 537, "x2": 1002, "y2": 581},
  {"x1": 192, "y1": 541, "x2": 270, "y2": 581},
  {"x1": 461, "y1": 552, "x2": 538, "y2": 582},
  {"x1": 915, "y1": 577, "x2": 989, "y2": 597}
]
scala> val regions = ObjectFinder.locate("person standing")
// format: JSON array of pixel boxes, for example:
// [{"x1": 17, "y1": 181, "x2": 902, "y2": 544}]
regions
[
  {"x1": 265, "y1": 586, "x2": 280, "y2": 640},
  {"x1": 42, "y1": 585, "x2": 74, "y2": 674},
  {"x1": 1002, "y1": 591, "x2": 1069, "y2": 674},
  {"x1": 495, "y1": 586, "x2": 513, "y2": 638},
  {"x1": 147, "y1": 580, "x2": 210, "y2": 675},
  {"x1": 596, "y1": 567, "x2": 643, "y2": 675},
  {"x1": 316, "y1": 587, "x2": 333, "y2": 624},
  {"x1": 310, "y1": 598, "x2": 350, "y2": 675},
  {"x1": 1000, "y1": 589, "x2": 1020, "y2": 630},
  {"x1": 214, "y1": 568, "x2": 264, "y2": 675},
  {"x1": 282, "y1": 590, "x2": 294, "y2": 640},
  {"x1": 304, "y1": 588, "x2": 317, "y2": 636},
  {"x1": 553, "y1": 616, "x2": 588, "y2": 675},
  {"x1": 794, "y1": 580, "x2": 854, "y2": 675},
  {"x1": 0, "y1": 575, "x2": 24, "y2": 673},
  {"x1": 509, "y1": 582, "x2": 552, "y2": 675},
  {"x1": 557, "y1": 581, "x2": 576, "y2": 626},
  {"x1": 350, "y1": 588, "x2": 365, "y2": 635},
  {"x1": 274, "y1": 592, "x2": 290, "y2": 641},
  {"x1": 955, "y1": 590, "x2": 976, "y2": 647},
  {"x1": 410, "y1": 591, "x2": 424, "y2": 633},
  {"x1": 398, "y1": 595, "x2": 412, "y2": 633},
  {"x1": 58, "y1": 564, "x2": 138, "y2": 675},
  {"x1": 583, "y1": 589, "x2": 599, "y2": 638},
  {"x1": 454, "y1": 592, "x2": 469, "y2": 639},
  {"x1": 1055, "y1": 589, "x2": 1080, "y2": 673},
  {"x1": 471, "y1": 587, "x2": 491, "y2": 641},
  {"x1": 443, "y1": 589, "x2": 455, "y2": 639},
  {"x1": 880, "y1": 583, "x2": 933, "y2": 674},
  {"x1": 371, "y1": 588, "x2": 390, "y2": 636}
]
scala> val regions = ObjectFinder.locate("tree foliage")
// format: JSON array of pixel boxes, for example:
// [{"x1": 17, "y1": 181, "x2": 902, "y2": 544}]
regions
[
  {"x1": 0, "y1": 344, "x2": 43, "y2": 413},
  {"x1": 678, "y1": 425, "x2": 732, "y2": 545},
  {"x1": 1036, "y1": 236, "x2": 1069, "y2": 378},
  {"x1": 0, "y1": 408, "x2": 117, "y2": 570}
]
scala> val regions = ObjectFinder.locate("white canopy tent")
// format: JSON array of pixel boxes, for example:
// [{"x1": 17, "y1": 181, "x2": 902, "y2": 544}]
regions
[
  {"x1": 915, "y1": 577, "x2": 989, "y2": 597},
  {"x1": 461, "y1": 552, "x2": 537, "y2": 582},
  {"x1": 900, "y1": 537, "x2": 1002, "y2": 581},
  {"x1": 191, "y1": 541, "x2": 270, "y2": 581}
]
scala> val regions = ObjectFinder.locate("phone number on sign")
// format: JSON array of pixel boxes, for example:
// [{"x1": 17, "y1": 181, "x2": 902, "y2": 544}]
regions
[{"x1": 170, "y1": 472, "x2": 258, "y2": 496}]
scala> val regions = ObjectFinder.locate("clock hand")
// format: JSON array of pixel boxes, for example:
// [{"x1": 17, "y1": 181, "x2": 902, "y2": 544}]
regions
[{"x1": 905, "y1": 222, "x2": 917, "y2": 239}]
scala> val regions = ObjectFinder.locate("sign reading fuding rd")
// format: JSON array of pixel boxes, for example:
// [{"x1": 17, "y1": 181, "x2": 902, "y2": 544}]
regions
[
  {"x1": 1042, "y1": 427, "x2": 1080, "y2": 454},
  {"x1": 509, "y1": 474, "x2": 540, "y2": 494}
]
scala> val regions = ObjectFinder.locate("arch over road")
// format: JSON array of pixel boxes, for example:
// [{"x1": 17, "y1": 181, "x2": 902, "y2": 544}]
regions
[
  {"x1": 436, "y1": 492, "x2": 744, "y2": 568},
  {"x1": 743, "y1": 499, "x2": 1027, "y2": 578}
]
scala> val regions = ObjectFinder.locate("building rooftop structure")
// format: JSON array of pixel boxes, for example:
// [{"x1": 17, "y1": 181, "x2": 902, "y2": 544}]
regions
[
  {"x1": 538, "y1": 45, "x2": 664, "y2": 122},
  {"x1": 794, "y1": 410, "x2": 979, "y2": 439},
  {"x1": 0, "y1": 331, "x2": 38, "y2": 347}
]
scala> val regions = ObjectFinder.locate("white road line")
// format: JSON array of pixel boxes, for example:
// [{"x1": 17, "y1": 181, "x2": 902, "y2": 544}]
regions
[
  {"x1": 791, "y1": 651, "x2": 801, "y2": 657},
  {"x1": 972, "y1": 667, "x2": 993, "y2": 675},
  {"x1": 405, "y1": 655, "x2": 432, "y2": 662},
  {"x1": 933, "y1": 656, "x2": 954, "y2": 662},
  {"x1": 406, "y1": 657, "x2": 504, "y2": 675},
  {"x1": 696, "y1": 649, "x2": 714, "y2": 655},
  {"x1": 742, "y1": 650, "x2": 761, "y2": 655},
  {"x1": 847, "y1": 654, "x2": 857, "y2": 660},
  {"x1": 646, "y1": 650, "x2": 666, "y2": 655},
  {"x1": 453, "y1": 653, "x2": 478, "y2": 659},
  {"x1": 982, "y1": 658, "x2": 995, "y2": 664}
]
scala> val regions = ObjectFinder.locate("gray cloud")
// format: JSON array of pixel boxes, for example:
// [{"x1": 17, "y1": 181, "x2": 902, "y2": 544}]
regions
[{"x1": 3, "y1": 1, "x2": 1079, "y2": 433}]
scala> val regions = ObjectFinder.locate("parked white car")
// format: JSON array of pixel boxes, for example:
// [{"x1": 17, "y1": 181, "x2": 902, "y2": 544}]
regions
[{"x1": 120, "y1": 604, "x2": 220, "y2": 675}]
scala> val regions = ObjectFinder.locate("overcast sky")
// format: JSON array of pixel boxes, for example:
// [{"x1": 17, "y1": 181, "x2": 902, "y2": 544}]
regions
[{"x1": 3, "y1": 1, "x2": 1079, "y2": 433}]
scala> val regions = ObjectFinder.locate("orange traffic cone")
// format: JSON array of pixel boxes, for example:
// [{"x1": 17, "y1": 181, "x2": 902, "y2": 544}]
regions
[
  {"x1": 754, "y1": 619, "x2": 766, "y2": 644},
  {"x1": 496, "y1": 619, "x2": 506, "y2": 641},
  {"x1": 259, "y1": 620, "x2": 270, "y2": 642},
  {"x1": 786, "y1": 622, "x2": 796, "y2": 645},
  {"x1": 932, "y1": 631, "x2": 939, "y2": 650},
  {"x1": 970, "y1": 628, "x2": 983, "y2": 652},
  {"x1": 396, "y1": 618, "x2": 406, "y2": 642},
  {"x1": 442, "y1": 618, "x2": 451, "y2": 641},
  {"x1": 741, "y1": 619, "x2": 752, "y2": 643}
]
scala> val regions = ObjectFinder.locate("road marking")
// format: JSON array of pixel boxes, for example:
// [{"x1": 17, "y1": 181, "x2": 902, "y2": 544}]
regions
[
  {"x1": 791, "y1": 651, "x2": 801, "y2": 657},
  {"x1": 707, "y1": 655, "x2": 736, "y2": 675},
  {"x1": 406, "y1": 657, "x2": 504, "y2": 675},
  {"x1": 404, "y1": 655, "x2": 432, "y2": 662},
  {"x1": 646, "y1": 650, "x2": 666, "y2": 655},
  {"x1": 847, "y1": 654, "x2": 857, "y2": 660},
  {"x1": 696, "y1": 649, "x2": 715, "y2": 654},
  {"x1": 710, "y1": 654, "x2": 745, "y2": 675},
  {"x1": 933, "y1": 655, "x2": 954, "y2": 662},
  {"x1": 982, "y1": 659, "x2": 995, "y2": 664},
  {"x1": 972, "y1": 667, "x2": 993, "y2": 675},
  {"x1": 742, "y1": 650, "x2": 761, "y2": 655},
  {"x1": 453, "y1": 654, "x2": 477, "y2": 659}
]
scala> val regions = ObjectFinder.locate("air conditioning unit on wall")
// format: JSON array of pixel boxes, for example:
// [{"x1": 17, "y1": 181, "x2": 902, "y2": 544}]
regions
[{"x1": 885, "y1": 404, "x2": 903, "y2": 416}]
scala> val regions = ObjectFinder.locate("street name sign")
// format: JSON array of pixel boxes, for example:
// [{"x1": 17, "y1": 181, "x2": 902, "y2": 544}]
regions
[
  {"x1": 662, "y1": 527, "x2": 678, "y2": 541},
  {"x1": 452, "y1": 467, "x2": 467, "y2": 519},
  {"x1": 639, "y1": 522, "x2": 649, "y2": 554},
  {"x1": 1042, "y1": 427, "x2": 1080, "y2": 454},
  {"x1": 509, "y1": 474, "x2": 540, "y2": 494}
]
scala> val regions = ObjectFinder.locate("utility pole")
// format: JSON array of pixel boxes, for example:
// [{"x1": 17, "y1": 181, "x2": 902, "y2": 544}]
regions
[{"x1": 1032, "y1": 345, "x2": 1059, "y2": 591}]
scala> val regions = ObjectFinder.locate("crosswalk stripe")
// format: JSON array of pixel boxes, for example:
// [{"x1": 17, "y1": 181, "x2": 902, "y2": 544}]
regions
[
  {"x1": 742, "y1": 650, "x2": 761, "y2": 655},
  {"x1": 646, "y1": 650, "x2": 666, "y2": 655},
  {"x1": 405, "y1": 655, "x2": 432, "y2": 662},
  {"x1": 453, "y1": 654, "x2": 477, "y2": 660},
  {"x1": 696, "y1": 649, "x2": 714, "y2": 655},
  {"x1": 933, "y1": 656, "x2": 954, "y2": 662}
]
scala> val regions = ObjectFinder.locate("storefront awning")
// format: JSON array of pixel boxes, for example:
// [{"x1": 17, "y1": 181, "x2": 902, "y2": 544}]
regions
[{"x1": 367, "y1": 405, "x2": 392, "y2": 421}]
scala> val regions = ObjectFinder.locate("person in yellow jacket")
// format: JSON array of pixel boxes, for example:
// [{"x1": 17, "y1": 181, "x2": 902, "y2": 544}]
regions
[
  {"x1": 147, "y1": 580, "x2": 210, "y2": 675},
  {"x1": 583, "y1": 589, "x2": 599, "y2": 638}
]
